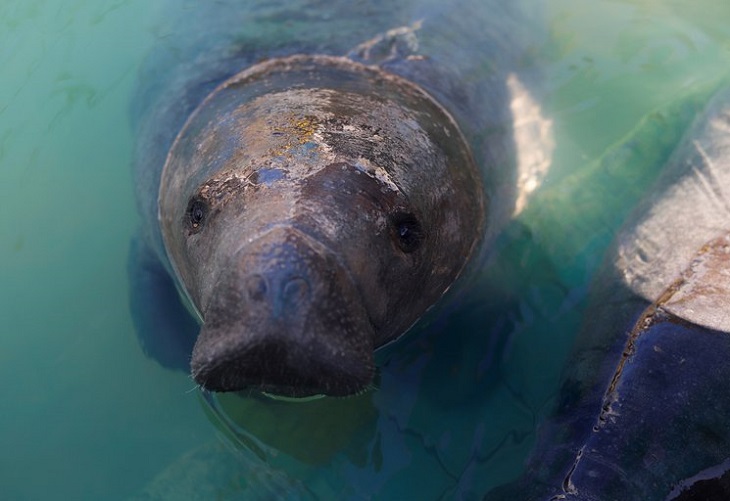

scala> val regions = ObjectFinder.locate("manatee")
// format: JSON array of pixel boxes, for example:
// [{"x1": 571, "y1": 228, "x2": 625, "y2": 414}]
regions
[
  {"x1": 485, "y1": 87, "x2": 730, "y2": 500},
  {"x1": 129, "y1": 0, "x2": 541, "y2": 397}
]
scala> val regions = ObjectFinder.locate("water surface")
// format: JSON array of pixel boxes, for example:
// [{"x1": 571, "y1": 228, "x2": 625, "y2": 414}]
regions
[{"x1": 1, "y1": 0, "x2": 729, "y2": 499}]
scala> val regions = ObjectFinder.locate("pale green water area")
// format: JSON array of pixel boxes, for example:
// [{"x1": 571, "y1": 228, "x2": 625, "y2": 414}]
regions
[{"x1": 2, "y1": 1, "x2": 730, "y2": 499}]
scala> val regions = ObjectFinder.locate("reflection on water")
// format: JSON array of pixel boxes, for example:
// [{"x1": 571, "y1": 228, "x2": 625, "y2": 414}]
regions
[
  {"x1": 508, "y1": 72, "x2": 554, "y2": 216},
  {"x1": 1, "y1": 0, "x2": 729, "y2": 499}
]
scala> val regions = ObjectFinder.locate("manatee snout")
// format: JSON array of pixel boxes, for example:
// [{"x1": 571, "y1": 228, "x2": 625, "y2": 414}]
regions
[{"x1": 191, "y1": 226, "x2": 376, "y2": 397}]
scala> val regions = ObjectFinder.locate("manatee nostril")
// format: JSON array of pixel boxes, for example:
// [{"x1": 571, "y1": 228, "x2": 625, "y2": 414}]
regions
[
  {"x1": 282, "y1": 277, "x2": 310, "y2": 307},
  {"x1": 245, "y1": 274, "x2": 268, "y2": 301}
]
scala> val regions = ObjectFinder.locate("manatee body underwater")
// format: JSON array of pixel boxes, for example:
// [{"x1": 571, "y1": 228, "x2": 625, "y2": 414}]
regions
[
  {"x1": 128, "y1": 0, "x2": 540, "y2": 397},
  {"x1": 485, "y1": 87, "x2": 730, "y2": 500}
]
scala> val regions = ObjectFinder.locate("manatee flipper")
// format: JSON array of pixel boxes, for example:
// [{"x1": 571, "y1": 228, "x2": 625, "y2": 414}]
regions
[
  {"x1": 128, "y1": 234, "x2": 199, "y2": 371},
  {"x1": 130, "y1": 440, "x2": 316, "y2": 501}
]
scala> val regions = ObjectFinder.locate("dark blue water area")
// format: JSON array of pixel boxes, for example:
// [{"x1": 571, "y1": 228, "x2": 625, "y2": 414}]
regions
[{"x1": 1, "y1": 0, "x2": 730, "y2": 499}]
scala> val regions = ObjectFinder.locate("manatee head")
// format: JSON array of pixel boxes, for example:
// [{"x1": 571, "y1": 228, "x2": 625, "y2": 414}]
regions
[{"x1": 159, "y1": 56, "x2": 486, "y2": 397}]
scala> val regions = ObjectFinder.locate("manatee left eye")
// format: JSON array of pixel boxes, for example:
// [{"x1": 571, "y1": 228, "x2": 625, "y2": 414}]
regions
[
  {"x1": 390, "y1": 212, "x2": 423, "y2": 253},
  {"x1": 187, "y1": 197, "x2": 207, "y2": 232}
]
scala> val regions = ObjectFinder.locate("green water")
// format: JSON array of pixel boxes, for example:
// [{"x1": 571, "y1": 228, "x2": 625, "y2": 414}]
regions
[{"x1": 1, "y1": 1, "x2": 729, "y2": 499}]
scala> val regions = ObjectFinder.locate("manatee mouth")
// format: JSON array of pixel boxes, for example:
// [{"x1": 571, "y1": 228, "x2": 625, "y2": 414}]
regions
[{"x1": 190, "y1": 226, "x2": 376, "y2": 397}]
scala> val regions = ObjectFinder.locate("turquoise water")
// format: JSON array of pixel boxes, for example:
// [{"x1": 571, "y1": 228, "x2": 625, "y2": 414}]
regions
[{"x1": 1, "y1": 1, "x2": 729, "y2": 499}]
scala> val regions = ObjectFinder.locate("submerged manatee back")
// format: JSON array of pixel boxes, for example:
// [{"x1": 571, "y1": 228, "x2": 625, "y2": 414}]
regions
[{"x1": 486, "y1": 87, "x2": 730, "y2": 501}]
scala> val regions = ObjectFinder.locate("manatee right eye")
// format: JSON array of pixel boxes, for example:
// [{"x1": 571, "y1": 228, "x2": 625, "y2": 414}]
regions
[
  {"x1": 187, "y1": 197, "x2": 207, "y2": 233},
  {"x1": 389, "y1": 211, "x2": 423, "y2": 254}
]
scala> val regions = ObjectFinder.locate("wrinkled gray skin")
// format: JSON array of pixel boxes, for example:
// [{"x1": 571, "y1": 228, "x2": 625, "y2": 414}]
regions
[
  {"x1": 486, "y1": 88, "x2": 730, "y2": 500},
  {"x1": 161, "y1": 57, "x2": 483, "y2": 395},
  {"x1": 130, "y1": 0, "x2": 538, "y2": 397}
]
